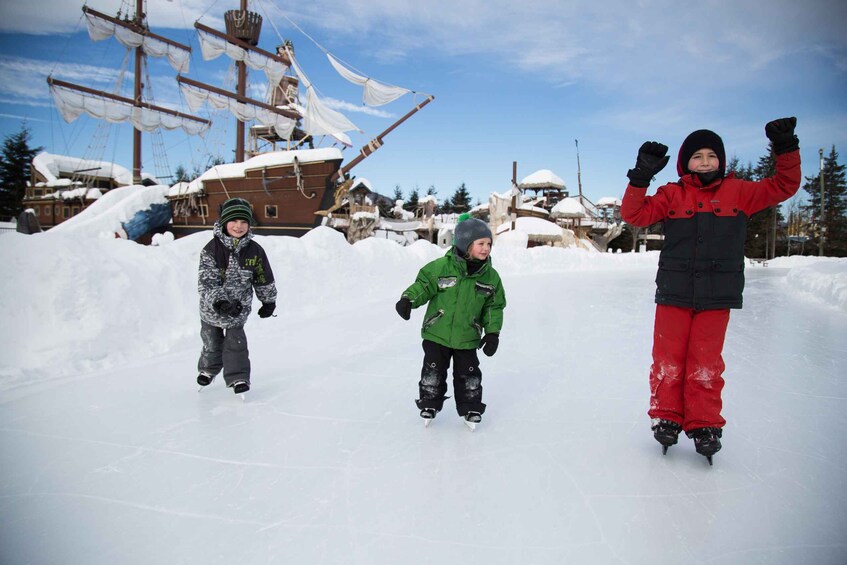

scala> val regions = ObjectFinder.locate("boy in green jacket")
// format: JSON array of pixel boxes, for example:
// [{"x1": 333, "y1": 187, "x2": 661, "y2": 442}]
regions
[{"x1": 395, "y1": 214, "x2": 507, "y2": 425}]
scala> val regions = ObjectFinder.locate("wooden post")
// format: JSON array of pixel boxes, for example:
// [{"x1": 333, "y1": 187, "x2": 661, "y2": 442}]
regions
[
  {"x1": 511, "y1": 161, "x2": 518, "y2": 232},
  {"x1": 819, "y1": 148, "x2": 825, "y2": 256}
]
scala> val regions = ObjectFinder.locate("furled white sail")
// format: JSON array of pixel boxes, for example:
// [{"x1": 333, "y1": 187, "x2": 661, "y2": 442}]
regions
[
  {"x1": 50, "y1": 83, "x2": 209, "y2": 136},
  {"x1": 326, "y1": 54, "x2": 410, "y2": 107},
  {"x1": 84, "y1": 11, "x2": 190, "y2": 74},
  {"x1": 286, "y1": 49, "x2": 360, "y2": 136},
  {"x1": 179, "y1": 83, "x2": 295, "y2": 140},
  {"x1": 197, "y1": 30, "x2": 287, "y2": 87}
]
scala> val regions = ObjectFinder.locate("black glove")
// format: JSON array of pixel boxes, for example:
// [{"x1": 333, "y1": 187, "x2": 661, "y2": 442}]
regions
[
  {"x1": 479, "y1": 333, "x2": 499, "y2": 357},
  {"x1": 213, "y1": 300, "x2": 233, "y2": 315},
  {"x1": 258, "y1": 302, "x2": 276, "y2": 318},
  {"x1": 765, "y1": 116, "x2": 798, "y2": 155},
  {"x1": 626, "y1": 141, "x2": 670, "y2": 188},
  {"x1": 213, "y1": 300, "x2": 242, "y2": 317},
  {"x1": 395, "y1": 297, "x2": 412, "y2": 320}
]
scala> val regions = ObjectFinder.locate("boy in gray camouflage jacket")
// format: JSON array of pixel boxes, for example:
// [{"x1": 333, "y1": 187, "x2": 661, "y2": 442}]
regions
[{"x1": 196, "y1": 198, "x2": 277, "y2": 394}]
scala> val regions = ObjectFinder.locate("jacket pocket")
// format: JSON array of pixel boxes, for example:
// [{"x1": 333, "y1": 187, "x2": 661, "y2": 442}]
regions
[
  {"x1": 655, "y1": 258, "x2": 691, "y2": 301},
  {"x1": 709, "y1": 260, "x2": 745, "y2": 302},
  {"x1": 474, "y1": 281, "x2": 495, "y2": 296},
  {"x1": 422, "y1": 309, "x2": 444, "y2": 330},
  {"x1": 472, "y1": 319, "x2": 483, "y2": 337},
  {"x1": 437, "y1": 277, "x2": 457, "y2": 290}
]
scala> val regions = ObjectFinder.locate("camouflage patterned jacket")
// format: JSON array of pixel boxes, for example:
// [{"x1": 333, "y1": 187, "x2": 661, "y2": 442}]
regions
[{"x1": 198, "y1": 223, "x2": 277, "y2": 328}]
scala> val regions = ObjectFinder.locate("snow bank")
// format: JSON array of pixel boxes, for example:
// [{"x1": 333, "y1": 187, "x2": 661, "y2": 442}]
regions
[
  {"x1": 772, "y1": 256, "x2": 847, "y2": 312},
  {"x1": 47, "y1": 184, "x2": 170, "y2": 238},
  {"x1": 1, "y1": 227, "x2": 845, "y2": 388}
]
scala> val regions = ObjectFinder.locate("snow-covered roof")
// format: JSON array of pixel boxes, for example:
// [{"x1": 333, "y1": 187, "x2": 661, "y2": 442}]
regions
[
  {"x1": 351, "y1": 177, "x2": 373, "y2": 191},
  {"x1": 551, "y1": 197, "x2": 588, "y2": 218},
  {"x1": 168, "y1": 148, "x2": 345, "y2": 197},
  {"x1": 596, "y1": 197, "x2": 622, "y2": 207},
  {"x1": 32, "y1": 152, "x2": 159, "y2": 187},
  {"x1": 519, "y1": 169, "x2": 566, "y2": 189},
  {"x1": 495, "y1": 216, "x2": 563, "y2": 237}
]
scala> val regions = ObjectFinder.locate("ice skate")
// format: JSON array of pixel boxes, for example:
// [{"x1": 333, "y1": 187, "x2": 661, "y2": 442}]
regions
[
  {"x1": 651, "y1": 419, "x2": 682, "y2": 455},
  {"x1": 420, "y1": 408, "x2": 437, "y2": 427},
  {"x1": 197, "y1": 373, "x2": 215, "y2": 391},
  {"x1": 687, "y1": 427, "x2": 722, "y2": 465},
  {"x1": 463, "y1": 411, "x2": 481, "y2": 431},
  {"x1": 232, "y1": 381, "x2": 250, "y2": 399}
]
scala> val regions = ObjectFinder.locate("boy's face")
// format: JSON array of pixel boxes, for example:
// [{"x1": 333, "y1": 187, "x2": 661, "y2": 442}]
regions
[
  {"x1": 467, "y1": 237, "x2": 492, "y2": 261},
  {"x1": 225, "y1": 219, "x2": 249, "y2": 238},
  {"x1": 687, "y1": 148, "x2": 720, "y2": 173}
]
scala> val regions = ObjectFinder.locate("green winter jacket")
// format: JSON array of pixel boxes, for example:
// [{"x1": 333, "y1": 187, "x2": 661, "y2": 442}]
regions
[{"x1": 402, "y1": 248, "x2": 506, "y2": 350}]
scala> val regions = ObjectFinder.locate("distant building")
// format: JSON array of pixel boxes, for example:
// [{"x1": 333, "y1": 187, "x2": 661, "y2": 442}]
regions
[{"x1": 22, "y1": 152, "x2": 159, "y2": 229}]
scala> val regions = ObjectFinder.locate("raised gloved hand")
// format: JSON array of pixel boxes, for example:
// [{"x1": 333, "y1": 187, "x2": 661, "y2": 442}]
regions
[
  {"x1": 765, "y1": 117, "x2": 798, "y2": 155},
  {"x1": 258, "y1": 302, "x2": 276, "y2": 318},
  {"x1": 479, "y1": 333, "x2": 499, "y2": 357},
  {"x1": 626, "y1": 141, "x2": 670, "y2": 188},
  {"x1": 395, "y1": 297, "x2": 412, "y2": 320},
  {"x1": 213, "y1": 300, "x2": 242, "y2": 317}
]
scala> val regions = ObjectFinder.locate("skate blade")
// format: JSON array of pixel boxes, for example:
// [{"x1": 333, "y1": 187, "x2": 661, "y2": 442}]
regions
[
  {"x1": 706, "y1": 455, "x2": 713, "y2": 466},
  {"x1": 662, "y1": 445, "x2": 668, "y2": 455},
  {"x1": 463, "y1": 419, "x2": 477, "y2": 432},
  {"x1": 424, "y1": 418, "x2": 432, "y2": 428}
]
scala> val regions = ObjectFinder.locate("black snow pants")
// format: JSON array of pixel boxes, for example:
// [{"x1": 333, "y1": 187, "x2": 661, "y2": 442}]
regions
[
  {"x1": 198, "y1": 321, "x2": 250, "y2": 386},
  {"x1": 416, "y1": 339, "x2": 486, "y2": 416}
]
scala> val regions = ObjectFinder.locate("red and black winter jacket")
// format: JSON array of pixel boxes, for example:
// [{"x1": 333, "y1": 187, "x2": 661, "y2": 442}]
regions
[{"x1": 621, "y1": 150, "x2": 801, "y2": 310}]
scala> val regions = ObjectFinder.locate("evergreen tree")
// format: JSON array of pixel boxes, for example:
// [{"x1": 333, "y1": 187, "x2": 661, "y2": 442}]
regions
[
  {"x1": 744, "y1": 146, "x2": 785, "y2": 259},
  {"x1": 803, "y1": 145, "x2": 847, "y2": 256},
  {"x1": 405, "y1": 186, "x2": 420, "y2": 212},
  {"x1": 448, "y1": 182, "x2": 473, "y2": 214},
  {"x1": 0, "y1": 125, "x2": 41, "y2": 220},
  {"x1": 392, "y1": 184, "x2": 404, "y2": 203},
  {"x1": 173, "y1": 164, "x2": 190, "y2": 183}
]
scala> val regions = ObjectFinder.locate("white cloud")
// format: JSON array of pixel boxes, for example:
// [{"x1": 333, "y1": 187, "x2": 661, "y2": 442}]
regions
[{"x1": 0, "y1": 56, "x2": 124, "y2": 103}]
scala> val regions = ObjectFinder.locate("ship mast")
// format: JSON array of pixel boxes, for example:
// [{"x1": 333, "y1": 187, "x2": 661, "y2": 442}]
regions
[
  {"x1": 48, "y1": 2, "x2": 209, "y2": 185},
  {"x1": 132, "y1": 0, "x2": 144, "y2": 183},
  {"x1": 235, "y1": 0, "x2": 249, "y2": 162}
]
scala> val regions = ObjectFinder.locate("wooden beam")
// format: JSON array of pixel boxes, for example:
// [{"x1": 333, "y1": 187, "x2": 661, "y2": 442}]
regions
[
  {"x1": 48, "y1": 77, "x2": 210, "y2": 125},
  {"x1": 82, "y1": 6, "x2": 192, "y2": 52},
  {"x1": 194, "y1": 22, "x2": 291, "y2": 66},
  {"x1": 176, "y1": 75, "x2": 301, "y2": 120}
]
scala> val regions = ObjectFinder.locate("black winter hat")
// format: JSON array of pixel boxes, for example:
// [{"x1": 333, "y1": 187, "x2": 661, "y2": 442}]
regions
[
  {"x1": 676, "y1": 129, "x2": 726, "y2": 177},
  {"x1": 454, "y1": 215, "x2": 492, "y2": 254},
  {"x1": 219, "y1": 197, "x2": 254, "y2": 226}
]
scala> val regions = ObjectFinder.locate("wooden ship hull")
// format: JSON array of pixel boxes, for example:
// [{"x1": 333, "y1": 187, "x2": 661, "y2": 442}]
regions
[{"x1": 168, "y1": 149, "x2": 343, "y2": 237}]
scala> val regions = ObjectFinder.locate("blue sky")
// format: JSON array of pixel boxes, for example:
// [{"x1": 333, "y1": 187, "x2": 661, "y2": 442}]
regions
[{"x1": 1, "y1": 0, "x2": 845, "y2": 206}]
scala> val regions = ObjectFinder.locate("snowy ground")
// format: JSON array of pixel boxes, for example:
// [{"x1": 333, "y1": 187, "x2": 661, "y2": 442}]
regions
[{"x1": 1, "y1": 228, "x2": 846, "y2": 565}]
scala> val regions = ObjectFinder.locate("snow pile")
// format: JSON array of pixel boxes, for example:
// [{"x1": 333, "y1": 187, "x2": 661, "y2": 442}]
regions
[
  {"x1": 772, "y1": 256, "x2": 847, "y2": 312},
  {"x1": 47, "y1": 184, "x2": 169, "y2": 238}
]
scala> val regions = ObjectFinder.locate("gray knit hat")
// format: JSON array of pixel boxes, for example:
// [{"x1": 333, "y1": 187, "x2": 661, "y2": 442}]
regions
[
  {"x1": 454, "y1": 215, "x2": 492, "y2": 254},
  {"x1": 219, "y1": 197, "x2": 254, "y2": 226}
]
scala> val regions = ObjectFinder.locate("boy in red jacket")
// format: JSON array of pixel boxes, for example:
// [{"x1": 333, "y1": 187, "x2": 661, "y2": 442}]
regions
[{"x1": 620, "y1": 117, "x2": 801, "y2": 463}]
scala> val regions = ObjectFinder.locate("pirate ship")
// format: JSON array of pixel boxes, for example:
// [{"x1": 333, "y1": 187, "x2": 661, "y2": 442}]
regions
[{"x1": 42, "y1": 0, "x2": 433, "y2": 239}]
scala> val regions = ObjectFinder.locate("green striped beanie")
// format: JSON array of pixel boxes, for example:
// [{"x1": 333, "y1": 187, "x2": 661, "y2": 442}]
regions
[{"x1": 219, "y1": 198, "x2": 254, "y2": 226}]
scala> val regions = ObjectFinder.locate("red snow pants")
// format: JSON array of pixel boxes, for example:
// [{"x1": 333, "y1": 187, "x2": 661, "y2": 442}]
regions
[{"x1": 648, "y1": 305, "x2": 730, "y2": 431}]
